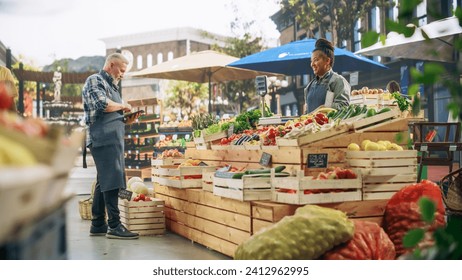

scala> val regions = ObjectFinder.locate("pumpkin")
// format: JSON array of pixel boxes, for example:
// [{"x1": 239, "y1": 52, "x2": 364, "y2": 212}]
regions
[
  {"x1": 383, "y1": 180, "x2": 446, "y2": 257},
  {"x1": 322, "y1": 220, "x2": 396, "y2": 260}
]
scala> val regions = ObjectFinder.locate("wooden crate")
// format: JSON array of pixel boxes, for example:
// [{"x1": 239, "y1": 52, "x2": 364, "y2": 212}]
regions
[
  {"x1": 346, "y1": 150, "x2": 418, "y2": 200},
  {"x1": 276, "y1": 124, "x2": 349, "y2": 147},
  {"x1": 118, "y1": 198, "x2": 165, "y2": 235},
  {"x1": 154, "y1": 185, "x2": 251, "y2": 257},
  {"x1": 251, "y1": 201, "x2": 300, "y2": 234},
  {"x1": 271, "y1": 173, "x2": 362, "y2": 205},
  {"x1": 151, "y1": 158, "x2": 185, "y2": 166},
  {"x1": 125, "y1": 167, "x2": 151, "y2": 181},
  {"x1": 213, "y1": 175, "x2": 271, "y2": 201},
  {"x1": 152, "y1": 165, "x2": 217, "y2": 189},
  {"x1": 202, "y1": 171, "x2": 215, "y2": 192},
  {"x1": 184, "y1": 148, "x2": 303, "y2": 174},
  {"x1": 193, "y1": 130, "x2": 227, "y2": 149},
  {"x1": 251, "y1": 199, "x2": 388, "y2": 233},
  {"x1": 344, "y1": 108, "x2": 400, "y2": 131}
]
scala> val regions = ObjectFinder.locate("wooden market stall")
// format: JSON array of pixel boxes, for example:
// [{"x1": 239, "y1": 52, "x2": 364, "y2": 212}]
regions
[{"x1": 151, "y1": 105, "x2": 420, "y2": 257}]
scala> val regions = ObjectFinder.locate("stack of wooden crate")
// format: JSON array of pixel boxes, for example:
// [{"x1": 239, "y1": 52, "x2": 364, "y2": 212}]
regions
[
  {"x1": 346, "y1": 150, "x2": 418, "y2": 200},
  {"x1": 118, "y1": 198, "x2": 165, "y2": 236}
]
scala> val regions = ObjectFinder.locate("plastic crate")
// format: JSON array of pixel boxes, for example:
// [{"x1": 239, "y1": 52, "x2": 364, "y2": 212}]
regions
[{"x1": 0, "y1": 205, "x2": 67, "y2": 260}]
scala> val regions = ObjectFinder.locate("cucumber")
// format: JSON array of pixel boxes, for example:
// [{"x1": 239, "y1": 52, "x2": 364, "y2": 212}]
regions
[
  {"x1": 245, "y1": 165, "x2": 287, "y2": 175},
  {"x1": 232, "y1": 173, "x2": 246, "y2": 179},
  {"x1": 378, "y1": 107, "x2": 392, "y2": 114},
  {"x1": 360, "y1": 105, "x2": 368, "y2": 114}
]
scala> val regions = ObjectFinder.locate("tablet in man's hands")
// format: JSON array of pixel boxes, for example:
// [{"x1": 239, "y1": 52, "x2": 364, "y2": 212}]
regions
[{"x1": 124, "y1": 110, "x2": 145, "y2": 119}]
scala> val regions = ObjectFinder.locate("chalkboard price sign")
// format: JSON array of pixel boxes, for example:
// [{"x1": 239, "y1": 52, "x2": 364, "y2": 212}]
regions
[
  {"x1": 306, "y1": 153, "x2": 328, "y2": 168},
  {"x1": 260, "y1": 152, "x2": 272, "y2": 167},
  {"x1": 118, "y1": 189, "x2": 133, "y2": 200},
  {"x1": 227, "y1": 124, "x2": 234, "y2": 137}
]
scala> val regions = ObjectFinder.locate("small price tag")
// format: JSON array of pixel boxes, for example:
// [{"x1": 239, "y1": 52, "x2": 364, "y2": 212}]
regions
[
  {"x1": 185, "y1": 134, "x2": 190, "y2": 140},
  {"x1": 227, "y1": 124, "x2": 234, "y2": 137},
  {"x1": 420, "y1": 144, "x2": 428, "y2": 152},
  {"x1": 449, "y1": 145, "x2": 457, "y2": 152},
  {"x1": 306, "y1": 154, "x2": 328, "y2": 168},
  {"x1": 160, "y1": 135, "x2": 166, "y2": 141},
  {"x1": 118, "y1": 189, "x2": 133, "y2": 200},
  {"x1": 259, "y1": 152, "x2": 272, "y2": 167}
]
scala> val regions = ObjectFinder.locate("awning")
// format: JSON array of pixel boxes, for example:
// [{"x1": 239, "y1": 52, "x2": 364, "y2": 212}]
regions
[{"x1": 355, "y1": 17, "x2": 462, "y2": 63}]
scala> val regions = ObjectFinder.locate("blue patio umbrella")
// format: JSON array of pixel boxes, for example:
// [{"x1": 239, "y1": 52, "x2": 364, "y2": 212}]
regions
[{"x1": 228, "y1": 39, "x2": 387, "y2": 76}]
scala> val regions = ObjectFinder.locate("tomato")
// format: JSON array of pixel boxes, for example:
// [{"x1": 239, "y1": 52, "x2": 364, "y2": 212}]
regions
[
  {"x1": 304, "y1": 118, "x2": 313, "y2": 125},
  {"x1": 220, "y1": 138, "x2": 229, "y2": 145}
]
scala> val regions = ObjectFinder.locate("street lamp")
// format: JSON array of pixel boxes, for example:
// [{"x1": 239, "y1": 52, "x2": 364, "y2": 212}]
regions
[{"x1": 267, "y1": 77, "x2": 288, "y2": 114}]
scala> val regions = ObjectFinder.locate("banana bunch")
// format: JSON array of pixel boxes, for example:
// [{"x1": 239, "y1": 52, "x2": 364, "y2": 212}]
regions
[{"x1": 0, "y1": 135, "x2": 37, "y2": 166}]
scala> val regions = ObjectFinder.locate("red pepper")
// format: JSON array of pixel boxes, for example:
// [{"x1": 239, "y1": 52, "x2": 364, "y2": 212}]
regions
[{"x1": 314, "y1": 113, "x2": 328, "y2": 125}]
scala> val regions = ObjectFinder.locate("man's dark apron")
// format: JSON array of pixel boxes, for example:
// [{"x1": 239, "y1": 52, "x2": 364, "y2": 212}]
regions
[{"x1": 88, "y1": 79, "x2": 126, "y2": 192}]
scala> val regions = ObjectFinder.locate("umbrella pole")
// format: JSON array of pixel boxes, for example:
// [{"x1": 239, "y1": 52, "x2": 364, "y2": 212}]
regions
[
  {"x1": 208, "y1": 81, "x2": 212, "y2": 114},
  {"x1": 208, "y1": 71, "x2": 212, "y2": 114}
]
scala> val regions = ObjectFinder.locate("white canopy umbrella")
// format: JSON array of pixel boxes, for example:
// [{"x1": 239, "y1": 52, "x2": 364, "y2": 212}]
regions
[
  {"x1": 131, "y1": 50, "x2": 278, "y2": 113},
  {"x1": 356, "y1": 17, "x2": 462, "y2": 63}
]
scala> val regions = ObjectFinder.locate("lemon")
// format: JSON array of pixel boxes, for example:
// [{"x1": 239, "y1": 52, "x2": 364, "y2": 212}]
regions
[
  {"x1": 377, "y1": 143, "x2": 387, "y2": 151},
  {"x1": 347, "y1": 143, "x2": 361, "y2": 151},
  {"x1": 361, "y1": 139, "x2": 371, "y2": 151},
  {"x1": 377, "y1": 140, "x2": 387, "y2": 147},
  {"x1": 388, "y1": 143, "x2": 401, "y2": 150},
  {"x1": 365, "y1": 141, "x2": 379, "y2": 151}
]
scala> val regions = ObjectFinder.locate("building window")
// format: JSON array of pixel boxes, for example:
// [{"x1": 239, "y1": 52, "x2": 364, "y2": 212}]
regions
[
  {"x1": 369, "y1": 7, "x2": 380, "y2": 32},
  {"x1": 147, "y1": 54, "x2": 153, "y2": 67},
  {"x1": 416, "y1": 0, "x2": 427, "y2": 26},
  {"x1": 168, "y1": 51, "x2": 174, "y2": 61},
  {"x1": 137, "y1": 55, "x2": 143, "y2": 69},
  {"x1": 353, "y1": 19, "x2": 361, "y2": 52},
  {"x1": 157, "y1": 52, "x2": 163, "y2": 64}
]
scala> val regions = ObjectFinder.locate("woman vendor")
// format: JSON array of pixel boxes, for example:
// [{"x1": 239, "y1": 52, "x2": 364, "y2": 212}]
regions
[{"x1": 304, "y1": 38, "x2": 350, "y2": 114}]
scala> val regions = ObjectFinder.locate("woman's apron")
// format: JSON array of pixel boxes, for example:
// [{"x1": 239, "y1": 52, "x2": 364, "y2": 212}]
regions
[
  {"x1": 305, "y1": 81, "x2": 329, "y2": 114},
  {"x1": 88, "y1": 78, "x2": 126, "y2": 192}
]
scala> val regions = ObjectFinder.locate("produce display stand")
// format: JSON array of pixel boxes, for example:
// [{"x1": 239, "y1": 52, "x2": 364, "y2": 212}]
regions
[
  {"x1": 152, "y1": 113, "x2": 422, "y2": 257},
  {"x1": 154, "y1": 184, "x2": 387, "y2": 257},
  {"x1": 124, "y1": 97, "x2": 163, "y2": 180}
]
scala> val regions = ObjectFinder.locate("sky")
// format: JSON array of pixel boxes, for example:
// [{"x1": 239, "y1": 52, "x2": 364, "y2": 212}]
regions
[{"x1": 0, "y1": 0, "x2": 281, "y2": 67}]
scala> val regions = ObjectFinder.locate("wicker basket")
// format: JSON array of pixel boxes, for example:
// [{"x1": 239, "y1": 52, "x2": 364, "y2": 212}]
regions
[
  {"x1": 79, "y1": 197, "x2": 92, "y2": 220},
  {"x1": 439, "y1": 167, "x2": 462, "y2": 216},
  {"x1": 78, "y1": 180, "x2": 97, "y2": 220}
]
